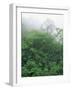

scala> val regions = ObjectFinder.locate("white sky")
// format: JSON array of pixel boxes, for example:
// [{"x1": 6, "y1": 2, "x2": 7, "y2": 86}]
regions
[{"x1": 22, "y1": 13, "x2": 64, "y2": 29}]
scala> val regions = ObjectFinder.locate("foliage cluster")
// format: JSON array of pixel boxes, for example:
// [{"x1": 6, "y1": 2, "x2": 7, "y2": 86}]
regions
[{"x1": 21, "y1": 30, "x2": 63, "y2": 77}]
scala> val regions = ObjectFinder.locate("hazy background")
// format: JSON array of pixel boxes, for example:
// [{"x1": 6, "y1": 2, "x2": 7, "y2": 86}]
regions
[{"x1": 22, "y1": 13, "x2": 64, "y2": 31}]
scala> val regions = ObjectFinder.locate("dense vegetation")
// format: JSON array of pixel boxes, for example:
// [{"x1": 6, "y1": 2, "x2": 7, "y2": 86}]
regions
[{"x1": 21, "y1": 30, "x2": 63, "y2": 77}]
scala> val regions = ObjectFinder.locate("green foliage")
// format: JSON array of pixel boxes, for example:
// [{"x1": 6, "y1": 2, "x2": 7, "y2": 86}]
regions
[{"x1": 21, "y1": 30, "x2": 63, "y2": 77}]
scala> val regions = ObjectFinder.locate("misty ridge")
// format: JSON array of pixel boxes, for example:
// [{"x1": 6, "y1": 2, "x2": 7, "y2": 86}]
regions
[{"x1": 22, "y1": 18, "x2": 63, "y2": 44}]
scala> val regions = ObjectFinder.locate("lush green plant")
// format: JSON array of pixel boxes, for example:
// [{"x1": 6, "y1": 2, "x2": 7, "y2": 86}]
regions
[{"x1": 21, "y1": 30, "x2": 63, "y2": 77}]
